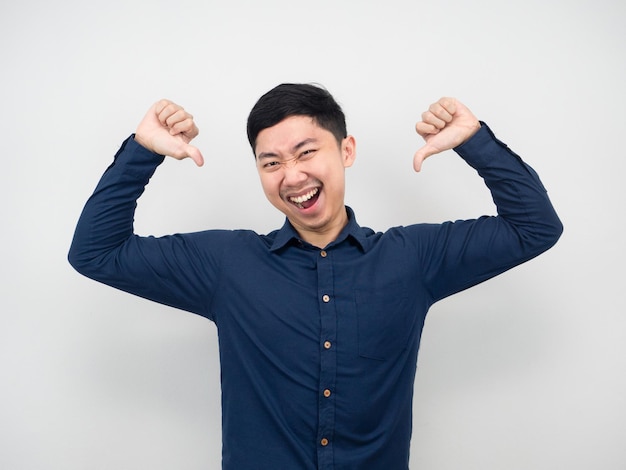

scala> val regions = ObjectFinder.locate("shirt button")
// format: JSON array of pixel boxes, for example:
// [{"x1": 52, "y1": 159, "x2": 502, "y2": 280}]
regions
[
  {"x1": 322, "y1": 294, "x2": 330, "y2": 303},
  {"x1": 320, "y1": 250, "x2": 327, "y2": 258},
  {"x1": 320, "y1": 438, "x2": 329, "y2": 446},
  {"x1": 323, "y1": 389, "x2": 331, "y2": 398},
  {"x1": 324, "y1": 341, "x2": 332, "y2": 349}
]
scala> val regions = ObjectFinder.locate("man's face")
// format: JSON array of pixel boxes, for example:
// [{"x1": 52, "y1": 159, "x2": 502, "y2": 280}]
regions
[{"x1": 255, "y1": 115, "x2": 356, "y2": 245}]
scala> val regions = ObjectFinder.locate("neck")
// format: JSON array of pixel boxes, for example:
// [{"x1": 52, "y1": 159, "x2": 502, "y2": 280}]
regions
[
  {"x1": 299, "y1": 230, "x2": 340, "y2": 249},
  {"x1": 292, "y1": 208, "x2": 349, "y2": 249}
]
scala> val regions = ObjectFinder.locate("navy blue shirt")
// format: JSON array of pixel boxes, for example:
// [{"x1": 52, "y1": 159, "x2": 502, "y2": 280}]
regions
[{"x1": 69, "y1": 123, "x2": 562, "y2": 469}]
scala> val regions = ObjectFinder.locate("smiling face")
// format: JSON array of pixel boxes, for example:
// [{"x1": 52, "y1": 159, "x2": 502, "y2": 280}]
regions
[{"x1": 255, "y1": 115, "x2": 356, "y2": 248}]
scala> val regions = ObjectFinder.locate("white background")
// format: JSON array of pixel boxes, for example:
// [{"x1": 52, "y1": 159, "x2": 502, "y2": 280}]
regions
[{"x1": 1, "y1": 1, "x2": 624, "y2": 468}]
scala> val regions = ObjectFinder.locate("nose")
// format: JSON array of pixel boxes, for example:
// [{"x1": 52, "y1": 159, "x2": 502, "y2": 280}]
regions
[{"x1": 282, "y1": 160, "x2": 307, "y2": 184}]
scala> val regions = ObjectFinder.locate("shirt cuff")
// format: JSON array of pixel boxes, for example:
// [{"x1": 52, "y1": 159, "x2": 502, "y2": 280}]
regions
[{"x1": 454, "y1": 121, "x2": 521, "y2": 169}]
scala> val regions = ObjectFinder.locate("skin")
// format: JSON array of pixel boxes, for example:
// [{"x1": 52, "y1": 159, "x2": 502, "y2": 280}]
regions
[
  {"x1": 134, "y1": 96, "x2": 481, "y2": 246},
  {"x1": 413, "y1": 97, "x2": 482, "y2": 172},
  {"x1": 254, "y1": 115, "x2": 356, "y2": 247},
  {"x1": 135, "y1": 99, "x2": 204, "y2": 166}
]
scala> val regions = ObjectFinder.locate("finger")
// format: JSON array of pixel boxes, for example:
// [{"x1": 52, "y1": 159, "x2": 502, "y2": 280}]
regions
[
  {"x1": 413, "y1": 145, "x2": 435, "y2": 172},
  {"x1": 429, "y1": 105, "x2": 452, "y2": 124},
  {"x1": 420, "y1": 98, "x2": 457, "y2": 130},
  {"x1": 423, "y1": 100, "x2": 454, "y2": 127},
  {"x1": 185, "y1": 144, "x2": 205, "y2": 167},
  {"x1": 420, "y1": 110, "x2": 447, "y2": 130},
  {"x1": 153, "y1": 99, "x2": 172, "y2": 116},
  {"x1": 170, "y1": 143, "x2": 205, "y2": 167},
  {"x1": 154, "y1": 100, "x2": 174, "y2": 124},
  {"x1": 415, "y1": 121, "x2": 440, "y2": 138},
  {"x1": 156, "y1": 102, "x2": 185, "y2": 126},
  {"x1": 169, "y1": 118, "x2": 199, "y2": 139},
  {"x1": 163, "y1": 109, "x2": 191, "y2": 129},
  {"x1": 433, "y1": 97, "x2": 457, "y2": 119}
]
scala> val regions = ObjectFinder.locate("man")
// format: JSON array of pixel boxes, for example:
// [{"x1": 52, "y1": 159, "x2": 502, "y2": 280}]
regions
[{"x1": 69, "y1": 83, "x2": 562, "y2": 469}]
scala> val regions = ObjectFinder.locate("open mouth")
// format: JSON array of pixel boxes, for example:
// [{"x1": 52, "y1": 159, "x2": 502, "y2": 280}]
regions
[{"x1": 289, "y1": 187, "x2": 320, "y2": 210}]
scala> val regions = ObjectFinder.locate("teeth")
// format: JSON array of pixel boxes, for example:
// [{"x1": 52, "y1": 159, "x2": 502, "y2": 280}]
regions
[{"x1": 290, "y1": 188, "x2": 318, "y2": 204}]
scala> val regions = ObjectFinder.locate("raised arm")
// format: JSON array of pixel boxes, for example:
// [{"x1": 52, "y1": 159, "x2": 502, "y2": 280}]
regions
[
  {"x1": 68, "y1": 100, "x2": 221, "y2": 317},
  {"x1": 407, "y1": 97, "x2": 563, "y2": 302}
]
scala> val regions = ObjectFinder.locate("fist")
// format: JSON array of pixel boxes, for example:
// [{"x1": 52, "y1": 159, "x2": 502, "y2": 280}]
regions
[
  {"x1": 135, "y1": 99, "x2": 204, "y2": 166},
  {"x1": 413, "y1": 97, "x2": 480, "y2": 172}
]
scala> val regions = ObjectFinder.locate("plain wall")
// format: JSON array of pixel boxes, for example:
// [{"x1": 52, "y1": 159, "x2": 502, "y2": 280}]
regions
[{"x1": 1, "y1": 0, "x2": 624, "y2": 468}]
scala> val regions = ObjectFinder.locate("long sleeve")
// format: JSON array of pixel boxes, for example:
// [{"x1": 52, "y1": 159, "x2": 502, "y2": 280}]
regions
[
  {"x1": 68, "y1": 136, "x2": 224, "y2": 318},
  {"x1": 408, "y1": 122, "x2": 563, "y2": 302}
]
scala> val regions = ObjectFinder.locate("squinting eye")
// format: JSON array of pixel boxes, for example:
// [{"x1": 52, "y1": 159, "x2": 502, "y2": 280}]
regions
[
  {"x1": 299, "y1": 149, "x2": 316, "y2": 160},
  {"x1": 263, "y1": 161, "x2": 281, "y2": 170}
]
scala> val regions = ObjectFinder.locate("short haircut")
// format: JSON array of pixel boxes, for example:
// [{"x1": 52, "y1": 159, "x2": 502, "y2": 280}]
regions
[{"x1": 246, "y1": 83, "x2": 347, "y2": 154}]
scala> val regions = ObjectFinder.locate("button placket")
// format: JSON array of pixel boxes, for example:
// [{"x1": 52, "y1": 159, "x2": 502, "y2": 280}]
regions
[{"x1": 316, "y1": 248, "x2": 336, "y2": 468}]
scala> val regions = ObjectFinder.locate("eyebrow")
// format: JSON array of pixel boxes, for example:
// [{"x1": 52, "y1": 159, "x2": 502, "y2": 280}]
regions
[{"x1": 257, "y1": 138, "x2": 318, "y2": 160}]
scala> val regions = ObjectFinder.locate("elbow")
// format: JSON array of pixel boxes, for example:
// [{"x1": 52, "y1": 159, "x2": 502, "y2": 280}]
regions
[
  {"x1": 67, "y1": 241, "x2": 99, "y2": 279},
  {"x1": 529, "y1": 212, "x2": 564, "y2": 255},
  {"x1": 67, "y1": 245, "x2": 88, "y2": 277},
  {"x1": 544, "y1": 212, "x2": 564, "y2": 249},
  {"x1": 551, "y1": 217, "x2": 564, "y2": 245}
]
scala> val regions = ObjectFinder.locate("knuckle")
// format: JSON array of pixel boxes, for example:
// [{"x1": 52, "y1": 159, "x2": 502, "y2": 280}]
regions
[{"x1": 156, "y1": 98, "x2": 170, "y2": 108}]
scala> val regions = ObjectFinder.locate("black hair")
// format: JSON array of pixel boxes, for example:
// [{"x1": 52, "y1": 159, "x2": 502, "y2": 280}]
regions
[{"x1": 246, "y1": 83, "x2": 347, "y2": 154}]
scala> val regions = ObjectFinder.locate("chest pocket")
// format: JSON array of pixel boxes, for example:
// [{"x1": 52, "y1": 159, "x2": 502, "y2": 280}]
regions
[{"x1": 355, "y1": 288, "x2": 413, "y2": 361}]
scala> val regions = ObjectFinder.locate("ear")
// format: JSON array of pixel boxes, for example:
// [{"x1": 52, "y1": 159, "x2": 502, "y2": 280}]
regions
[{"x1": 342, "y1": 135, "x2": 356, "y2": 168}]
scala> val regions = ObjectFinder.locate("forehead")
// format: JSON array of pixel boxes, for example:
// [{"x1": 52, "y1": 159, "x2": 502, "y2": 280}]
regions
[{"x1": 254, "y1": 115, "x2": 332, "y2": 156}]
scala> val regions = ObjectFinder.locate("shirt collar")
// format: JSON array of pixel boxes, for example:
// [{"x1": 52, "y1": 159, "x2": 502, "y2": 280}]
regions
[{"x1": 269, "y1": 206, "x2": 370, "y2": 253}]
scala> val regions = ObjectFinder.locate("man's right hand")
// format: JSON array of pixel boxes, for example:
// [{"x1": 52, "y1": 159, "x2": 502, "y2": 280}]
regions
[{"x1": 135, "y1": 99, "x2": 204, "y2": 166}]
